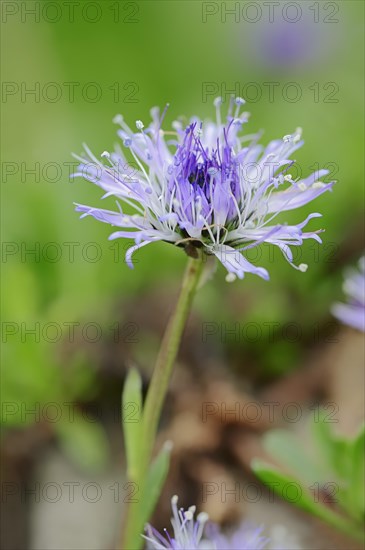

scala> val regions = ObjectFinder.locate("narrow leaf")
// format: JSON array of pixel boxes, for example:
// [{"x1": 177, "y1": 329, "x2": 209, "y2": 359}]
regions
[
  {"x1": 122, "y1": 367, "x2": 143, "y2": 480},
  {"x1": 252, "y1": 459, "x2": 363, "y2": 542},
  {"x1": 140, "y1": 441, "x2": 172, "y2": 529},
  {"x1": 252, "y1": 459, "x2": 321, "y2": 515}
]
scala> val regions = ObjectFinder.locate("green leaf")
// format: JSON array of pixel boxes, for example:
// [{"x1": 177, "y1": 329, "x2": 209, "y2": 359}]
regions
[
  {"x1": 347, "y1": 425, "x2": 365, "y2": 520},
  {"x1": 252, "y1": 459, "x2": 364, "y2": 542},
  {"x1": 122, "y1": 367, "x2": 143, "y2": 481},
  {"x1": 140, "y1": 441, "x2": 172, "y2": 528},
  {"x1": 56, "y1": 411, "x2": 109, "y2": 472},
  {"x1": 312, "y1": 410, "x2": 351, "y2": 480},
  {"x1": 252, "y1": 459, "x2": 321, "y2": 516},
  {"x1": 262, "y1": 429, "x2": 324, "y2": 485},
  {"x1": 122, "y1": 441, "x2": 172, "y2": 550}
]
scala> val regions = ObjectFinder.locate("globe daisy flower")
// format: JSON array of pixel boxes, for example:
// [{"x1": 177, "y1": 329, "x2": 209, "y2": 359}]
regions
[
  {"x1": 143, "y1": 495, "x2": 268, "y2": 550},
  {"x1": 74, "y1": 97, "x2": 333, "y2": 281},
  {"x1": 332, "y1": 256, "x2": 365, "y2": 332},
  {"x1": 143, "y1": 495, "x2": 209, "y2": 549}
]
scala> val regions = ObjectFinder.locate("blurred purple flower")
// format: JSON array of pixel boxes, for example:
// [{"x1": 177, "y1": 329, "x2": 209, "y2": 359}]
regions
[
  {"x1": 239, "y1": 10, "x2": 337, "y2": 72},
  {"x1": 251, "y1": 19, "x2": 327, "y2": 70},
  {"x1": 332, "y1": 256, "x2": 365, "y2": 332},
  {"x1": 74, "y1": 98, "x2": 333, "y2": 281},
  {"x1": 205, "y1": 521, "x2": 268, "y2": 550},
  {"x1": 143, "y1": 495, "x2": 268, "y2": 550}
]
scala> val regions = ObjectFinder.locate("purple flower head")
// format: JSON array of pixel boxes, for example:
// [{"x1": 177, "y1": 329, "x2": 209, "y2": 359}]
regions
[
  {"x1": 332, "y1": 256, "x2": 365, "y2": 332},
  {"x1": 143, "y1": 496, "x2": 269, "y2": 550},
  {"x1": 143, "y1": 495, "x2": 209, "y2": 549},
  {"x1": 74, "y1": 98, "x2": 333, "y2": 281}
]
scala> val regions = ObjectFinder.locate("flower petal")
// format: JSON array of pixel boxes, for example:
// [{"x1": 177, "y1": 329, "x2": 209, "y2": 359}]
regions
[{"x1": 212, "y1": 244, "x2": 269, "y2": 280}]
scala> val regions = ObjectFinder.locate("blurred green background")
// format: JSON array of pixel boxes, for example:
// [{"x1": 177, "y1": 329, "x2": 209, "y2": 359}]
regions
[{"x1": 1, "y1": 0, "x2": 364, "y2": 451}]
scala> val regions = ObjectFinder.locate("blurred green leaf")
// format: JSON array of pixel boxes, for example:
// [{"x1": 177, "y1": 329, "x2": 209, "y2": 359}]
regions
[
  {"x1": 65, "y1": 355, "x2": 97, "y2": 401},
  {"x1": 252, "y1": 459, "x2": 363, "y2": 542},
  {"x1": 252, "y1": 459, "x2": 321, "y2": 516},
  {"x1": 347, "y1": 425, "x2": 365, "y2": 520},
  {"x1": 263, "y1": 429, "x2": 325, "y2": 485},
  {"x1": 56, "y1": 411, "x2": 109, "y2": 473},
  {"x1": 312, "y1": 411, "x2": 352, "y2": 480},
  {"x1": 254, "y1": 413, "x2": 365, "y2": 542},
  {"x1": 122, "y1": 367, "x2": 143, "y2": 481}
]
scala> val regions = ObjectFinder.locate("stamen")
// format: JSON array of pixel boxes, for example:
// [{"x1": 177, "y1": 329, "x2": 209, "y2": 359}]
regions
[
  {"x1": 197, "y1": 512, "x2": 209, "y2": 523},
  {"x1": 226, "y1": 273, "x2": 237, "y2": 283},
  {"x1": 159, "y1": 103, "x2": 170, "y2": 131},
  {"x1": 214, "y1": 96, "x2": 222, "y2": 127},
  {"x1": 172, "y1": 120, "x2": 183, "y2": 131},
  {"x1": 227, "y1": 95, "x2": 235, "y2": 118},
  {"x1": 234, "y1": 96, "x2": 246, "y2": 118},
  {"x1": 112, "y1": 114, "x2": 123, "y2": 125},
  {"x1": 293, "y1": 127, "x2": 302, "y2": 143}
]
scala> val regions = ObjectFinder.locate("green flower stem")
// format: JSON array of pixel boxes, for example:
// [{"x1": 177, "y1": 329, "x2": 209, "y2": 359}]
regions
[
  {"x1": 120, "y1": 256, "x2": 204, "y2": 550},
  {"x1": 141, "y1": 256, "x2": 204, "y2": 461}
]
